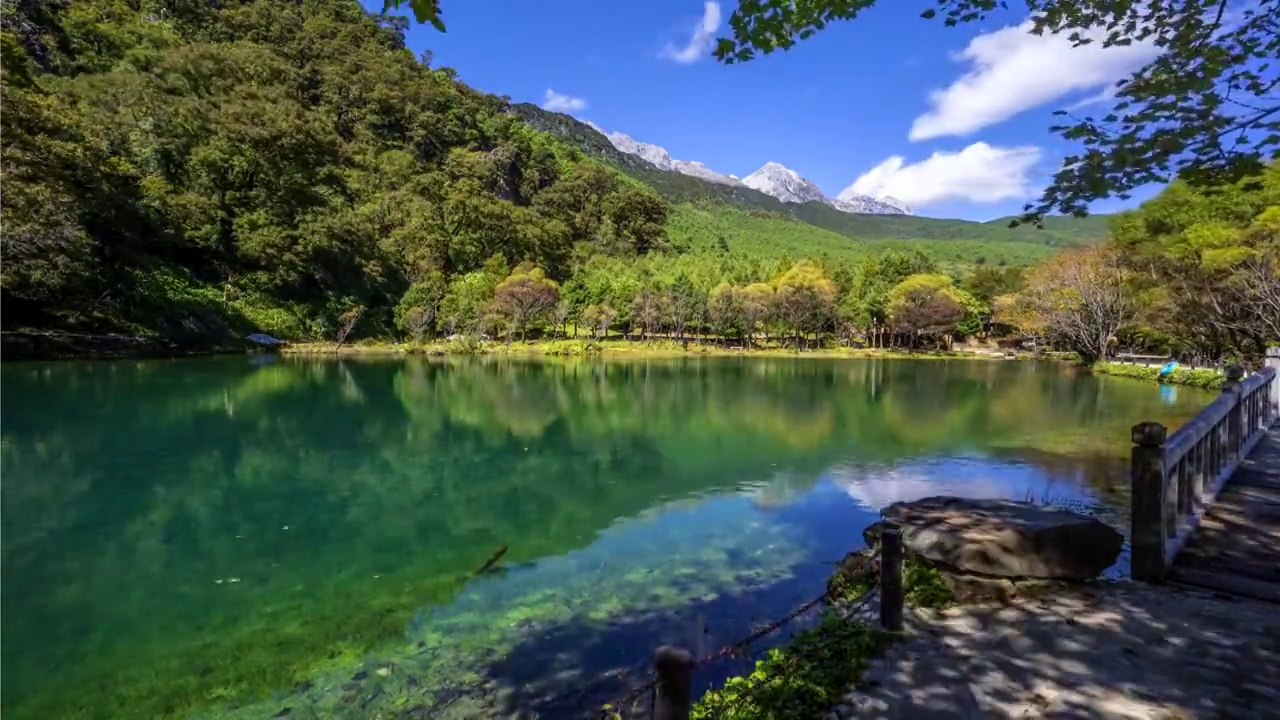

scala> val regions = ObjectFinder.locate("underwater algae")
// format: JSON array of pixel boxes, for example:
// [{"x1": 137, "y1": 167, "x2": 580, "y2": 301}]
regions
[{"x1": 204, "y1": 513, "x2": 812, "y2": 720}]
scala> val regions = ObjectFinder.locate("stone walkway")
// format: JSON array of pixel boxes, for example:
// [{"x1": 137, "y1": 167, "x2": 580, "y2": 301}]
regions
[{"x1": 836, "y1": 582, "x2": 1280, "y2": 719}]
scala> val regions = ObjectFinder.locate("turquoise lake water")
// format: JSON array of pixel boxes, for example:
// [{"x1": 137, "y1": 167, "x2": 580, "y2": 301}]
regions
[{"x1": 0, "y1": 356, "x2": 1210, "y2": 719}]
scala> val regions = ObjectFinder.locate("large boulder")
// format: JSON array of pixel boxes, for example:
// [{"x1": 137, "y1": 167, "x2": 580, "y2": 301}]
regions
[{"x1": 864, "y1": 496, "x2": 1123, "y2": 581}]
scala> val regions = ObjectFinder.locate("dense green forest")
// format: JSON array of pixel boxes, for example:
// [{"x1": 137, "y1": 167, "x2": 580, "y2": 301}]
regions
[{"x1": 0, "y1": 0, "x2": 1096, "y2": 350}]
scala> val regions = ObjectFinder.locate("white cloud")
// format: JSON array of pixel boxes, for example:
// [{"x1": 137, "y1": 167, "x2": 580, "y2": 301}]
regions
[
  {"x1": 830, "y1": 465, "x2": 1014, "y2": 510},
  {"x1": 909, "y1": 19, "x2": 1159, "y2": 141},
  {"x1": 660, "y1": 1, "x2": 721, "y2": 64},
  {"x1": 542, "y1": 88, "x2": 587, "y2": 113},
  {"x1": 844, "y1": 142, "x2": 1041, "y2": 208}
]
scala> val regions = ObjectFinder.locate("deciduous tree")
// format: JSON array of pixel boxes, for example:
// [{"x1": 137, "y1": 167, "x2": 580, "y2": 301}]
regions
[
  {"x1": 335, "y1": 305, "x2": 365, "y2": 348},
  {"x1": 886, "y1": 274, "x2": 969, "y2": 348},
  {"x1": 404, "y1": 307, "x2": 430, "y2": 344},
  {"x1": 709, "y1": 283, "x2": 745, "y2": 342},
  {"x1": 890, "y1": 290, "x2": 964, "y2": 349},
  {"x1": 494, "y1": 262, "x2": 559, "y2": 341},
  {"x1": 773, "y1": 260, "x2": 836, "y2": 349},
  {"x1": 1015, "y1": 245, "x2": 1136, "y2": 364},
  {"x1": 630, "y1": 288, "x2": 665, "y2": 340},
  {"x1": 580, "y1": 304, "x2": 616, "y2": 339},
  {"x1": 740, "y1": 282, "x2": 775, "y2": 348}
]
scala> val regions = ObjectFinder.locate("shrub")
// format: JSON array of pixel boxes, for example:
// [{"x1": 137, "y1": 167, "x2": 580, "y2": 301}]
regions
[
  {"x1": 1092, "y1": 362, "x2": 1225, "y2": 390},
  {"x1": 691, "y1": 614, "x2": 891, "y2": 720}
]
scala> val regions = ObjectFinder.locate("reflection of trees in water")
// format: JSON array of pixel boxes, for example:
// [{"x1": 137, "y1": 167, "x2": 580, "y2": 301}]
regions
[{"x1": 0, "y1": 357, "x2": 1211, "y2": 719}]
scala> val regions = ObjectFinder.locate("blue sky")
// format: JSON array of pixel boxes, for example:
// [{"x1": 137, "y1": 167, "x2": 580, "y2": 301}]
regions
[{"x1": 376, "y1": 0, "x2": 1162, "y2": 221}]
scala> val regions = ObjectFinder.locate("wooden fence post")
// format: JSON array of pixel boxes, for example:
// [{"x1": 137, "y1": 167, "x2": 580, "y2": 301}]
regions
[
  {"x1": 1267, "y1": 347, "x2": 1280, "y2": 422},
  {"x1": 653, "y1": 646, "x2": 694, "y2": 720},
  {"x1": 1223, "y1": 365, "x2": 1244, "y2": 462},
  {"x1": 1131, "y1": 421, "x2": 1168, "y2": 582},
  {"x1": 880, "y1": 523, "x2": 904, "y2": 632}
]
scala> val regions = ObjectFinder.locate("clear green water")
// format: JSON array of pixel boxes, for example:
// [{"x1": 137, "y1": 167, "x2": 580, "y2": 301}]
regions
[{"x1": 1, "y1": 356, "x2": 1209, "y2": 719}]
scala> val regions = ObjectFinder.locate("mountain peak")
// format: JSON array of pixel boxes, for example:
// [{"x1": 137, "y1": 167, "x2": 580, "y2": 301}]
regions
[
  {"x1": 580, "y1": 119, "x2": 910, "y2": 216},
  {"x1": 604, "y1": 130, "x2": 742, "y2": 187},
  {"x1": 879, "y1": 196, "x2": 912, "y2": 214},
  {"x1": 742, "y1": 163, "x2": 827, "y2": 205},
  {"x1": 606, "y1": 132, "x2": 673, "y2": 171},
  {"x1": 835, "y1": 184, "x2": 912, "y2": 215}
]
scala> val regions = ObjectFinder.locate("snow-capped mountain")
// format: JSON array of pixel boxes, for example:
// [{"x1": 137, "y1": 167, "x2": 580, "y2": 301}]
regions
[
  {"x1": 672, "y1": 159, "x2": 744, "y2": 186},
  {"x1": 606, "y1": 133, "x2": 744, "y2": 187},
  {"x1": 604, "y1": 131, "x2": 909, "y2": 215},
  {"x1": 742, "y1": 162, "x2": 910, "y2": 216},
  {"x1": 834, "y1": 186, "x2": 912, "y2": 215},
  {"x1": 606, "y1": 132, "x2": 673, "y2": 171},
  {"x1": 741, "y1": 162, "x2": 828, "y2": 204},
  {"x1": 833, "y1": 196, "x2": 913, "y2": 215}
]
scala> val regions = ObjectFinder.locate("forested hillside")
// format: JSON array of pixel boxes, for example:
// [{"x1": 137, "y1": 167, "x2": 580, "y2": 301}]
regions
[
  {"x1": 0, "y1": 0, "x2": 1092, "y2": 348},
  {"x1": 0, "y1": 0, "x2": 658, "y2": 340}
]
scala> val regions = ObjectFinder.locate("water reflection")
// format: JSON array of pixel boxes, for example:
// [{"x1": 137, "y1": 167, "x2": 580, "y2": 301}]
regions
[{"x1": 0, "y1": 356, "x2": 1209, "y2": 720}]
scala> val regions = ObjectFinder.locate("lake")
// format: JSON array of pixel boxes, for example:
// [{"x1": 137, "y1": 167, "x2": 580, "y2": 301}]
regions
[{"x1": 0, "y1": 355, "x2": 1210, "y2": 719}]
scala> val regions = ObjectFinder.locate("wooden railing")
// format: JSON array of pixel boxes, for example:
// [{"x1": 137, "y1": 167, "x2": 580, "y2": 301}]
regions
[{"x1": 1130, "y1": 350, "x2": 1280, "y2": 582}]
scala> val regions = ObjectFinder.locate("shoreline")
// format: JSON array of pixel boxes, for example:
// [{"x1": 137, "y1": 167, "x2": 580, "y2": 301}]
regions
[
  {"x1": 0, "y1": 330, "x2": 246, "y2": 363},
  {"x1": 1089, "y1": 361, "x2": 1226, "y2": 390},
  {"x1": 1, "y1": 330, "x2": 1074, "y2": 364},
  {"x1": 277, "y1": 339, "x2": 1033, "y2": 361}
]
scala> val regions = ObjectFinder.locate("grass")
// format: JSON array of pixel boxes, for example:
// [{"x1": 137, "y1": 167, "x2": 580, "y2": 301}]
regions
[
  {"x1": 668, "y1": 202, "x2": 1059, "y2": 268},
  {"x1": 1090, "y1": 362, "x2": 1226, "y2": 390},
  {"x1": 279, "y1": 336, "x2": 1020, "y2": 361}
]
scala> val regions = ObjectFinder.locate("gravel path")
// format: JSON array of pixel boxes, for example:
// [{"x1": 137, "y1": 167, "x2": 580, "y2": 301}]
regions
[{"x1": 833, "y1": 582, "x2": 1280, "y2": 719}]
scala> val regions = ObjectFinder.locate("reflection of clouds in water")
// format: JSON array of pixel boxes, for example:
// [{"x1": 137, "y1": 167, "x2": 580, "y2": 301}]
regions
[
  {"x1": 741, "y1": 470, "x2": 813, "y2": 509},
  {"x1": 825, "y1": 459, "x2": 1071, "y2": 511}
]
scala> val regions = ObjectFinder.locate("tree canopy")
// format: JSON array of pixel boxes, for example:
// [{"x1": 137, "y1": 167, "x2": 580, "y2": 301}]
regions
[{"x1": 997, "y1": 163, "x2": 1278, "y2": 363}]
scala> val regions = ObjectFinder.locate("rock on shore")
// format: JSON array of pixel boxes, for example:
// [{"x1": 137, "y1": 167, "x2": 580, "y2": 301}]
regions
[{"x1": 865, "y1": 495, "x2": 1124, "y2": 582}]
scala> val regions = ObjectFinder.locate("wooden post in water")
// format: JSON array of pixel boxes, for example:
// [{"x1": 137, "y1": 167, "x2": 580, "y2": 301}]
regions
[
  {"x1": 1131, "y1": 421, "x2": 1168, "y2": 582},
  {"x1": 653, "y1": 646, "x2": 694, "y2": 720},
  {"x1": 880, "y1": 523, "x2": 904, "y2": 632}
]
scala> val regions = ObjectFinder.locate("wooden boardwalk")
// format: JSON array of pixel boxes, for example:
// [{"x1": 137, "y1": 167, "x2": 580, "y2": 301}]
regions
[
  {"x1": 1129, "y1": 350, "x2": 1280, "y2": 603},
  {"x1": 1170, "y1": 424, "x2": 1280, "y2": 603}
]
